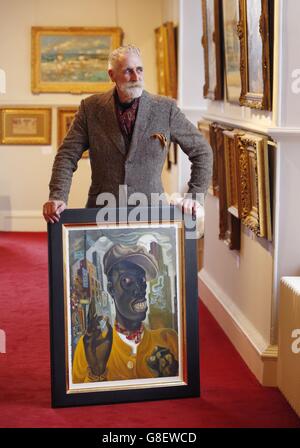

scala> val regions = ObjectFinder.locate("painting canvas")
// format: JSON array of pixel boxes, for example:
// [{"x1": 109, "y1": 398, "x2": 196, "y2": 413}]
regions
[
  {"x1": 238, "y1": 0, "x2": 272, "y2": 110},
  {"x1": 57, "y1": 107, "x2": 88, "y2": 158},
  {"x1": 222, "y1": 0, "x2": 241, "y2": 103},
  {"x1": 201, "y1": 0, "x2": 223, "y2": 100},
  {"x1": 48, "y1": 207, "x2": 200, "y2": 407},
  {"x1": 246, "y1": 1, "x2": 264, "y2": 94},
  {"x1": 32, "y1": 27, "x2": 123, "y2": 93}
]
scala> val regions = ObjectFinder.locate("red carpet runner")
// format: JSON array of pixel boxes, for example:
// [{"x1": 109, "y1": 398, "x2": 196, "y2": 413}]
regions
[{"x1": 0, "y1": 232, "x2": 299, "y2": 428}]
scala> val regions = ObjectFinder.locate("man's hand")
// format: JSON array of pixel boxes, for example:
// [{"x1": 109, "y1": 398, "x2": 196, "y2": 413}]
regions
[
  {"x1": 147, "y1": 346, "x2": 179, "y2": 377},
  {"x1": 171, "y1": 196, "x2": 201, "y2": 217},
  {"x1": 43, "y1": 200, "x2": 66, "y2": 223}
]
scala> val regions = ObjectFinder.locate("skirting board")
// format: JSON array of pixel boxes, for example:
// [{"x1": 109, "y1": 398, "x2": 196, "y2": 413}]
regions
[
  {"x1": 0, "y1": 211, "x2": 46, "y2": 232},
  {"x1": 199, "y1": 270, "x2": 278, "y2": 386}
]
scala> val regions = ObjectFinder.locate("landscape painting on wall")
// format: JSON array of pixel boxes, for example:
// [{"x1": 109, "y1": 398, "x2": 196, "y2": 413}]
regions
[{"x1": 32, "y1": 27, "x2": 123, "y2": 93}]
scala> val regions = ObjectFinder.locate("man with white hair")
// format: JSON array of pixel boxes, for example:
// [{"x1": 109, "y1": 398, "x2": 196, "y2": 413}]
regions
[{"x1": 43, "y1": 45, "x2": 212, "y2": 222}]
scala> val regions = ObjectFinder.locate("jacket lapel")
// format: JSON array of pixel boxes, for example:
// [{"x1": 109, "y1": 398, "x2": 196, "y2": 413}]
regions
[
  {"x1": 97, "y1": 90, "x2": 127, "y2": 156},
  {"x1": 126, "y1": 90, "x2": 152, "y2": 161}
]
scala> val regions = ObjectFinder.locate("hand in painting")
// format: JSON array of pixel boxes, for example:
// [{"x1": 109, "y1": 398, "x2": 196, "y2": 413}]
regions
[
  {"x1": 83, "y1": 301, "x2": 113, "y2": 378},
  {"x1": 147, "y1": 346, "x2": 179, "y2": 377}
]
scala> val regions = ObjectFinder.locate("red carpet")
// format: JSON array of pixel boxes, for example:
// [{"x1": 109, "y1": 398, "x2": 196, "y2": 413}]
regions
[{"x1": 0, "y1": 231, "x2": 299, "y2": 428}]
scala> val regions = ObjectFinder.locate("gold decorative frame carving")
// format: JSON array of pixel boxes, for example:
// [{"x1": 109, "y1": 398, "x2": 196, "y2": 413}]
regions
[
  {"x1": 223, "y1": 129, "x2": 242, "y2": 218},
  {"x1": 155, "y1": 22, "x2": 177, "y2": 99},
  {"x1": 201, "y1": 0, "x2": 223, "y2": 100},
  {"x1": 57, "y1": 107, "x2": 89, "y2": 159},
  {"x1": 236, "y1": 133, "x2": 272, "y2": 240},
  {"x1": 237, "y1": 0, "x2": 272, "y2": 110},
  {"x1": 210, "y1": 122, "x2": 240, "y2": 250},
  {"x1": 0, "y1": 107, "x2": 51, "y2": 145},
  {"x1": 198, "y1": 120, "x2": 214, "y2": 195},
  {"x1": 32, "y1": 27, "x2": 123, "y2": 94}
]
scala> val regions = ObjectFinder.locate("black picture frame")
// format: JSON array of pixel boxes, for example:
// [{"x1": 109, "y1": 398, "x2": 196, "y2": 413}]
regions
[{"x1": 48, "y1": 206, "x2": 200, "y2": 407}]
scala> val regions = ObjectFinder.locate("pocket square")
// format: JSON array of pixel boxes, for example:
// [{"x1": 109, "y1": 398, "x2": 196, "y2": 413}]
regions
[{"x1": 151, "y1": 133, "x2": 168, "y2": 149}]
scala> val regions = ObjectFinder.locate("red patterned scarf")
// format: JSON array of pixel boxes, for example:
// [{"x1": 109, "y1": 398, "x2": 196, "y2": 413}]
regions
[
  {"x1": 115, "y1": 92, "x2": 140, "y2": 149},
  {"x1": 115, "y1": 321, "x2": 144, "y2": 344}
]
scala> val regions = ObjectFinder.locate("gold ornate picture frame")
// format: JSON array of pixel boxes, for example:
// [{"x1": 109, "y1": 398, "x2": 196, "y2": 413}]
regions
[
  {"x1": 198, "y1": 120, "x2": 214, "y2": 195},
  {"x1": 201, "y1": 0, "x2": 223, "y2": 100},
  {"x1": 210, "y1": 122, "x2": 240, "y2": 250},
  {"x1": 223, "y1": 129, "x2": 242, "y2": 218},
  {"x1": 57, "y1": 107, "x2": 88, "y2": 159},
  {"x1": 222, "y1": 0, "x2": 241, "y2": 103},
  {"x1": 236, "y1": 132, "x2": 272, "y2": 240},
  {"x1": 155, "y1": 22, "x2": 177, "y2": 98},
  {"x1": 0, "y1": 107, "x2": 51, "y2": 145},
  {"x1": 237, "y1": 0, "x2": 272, "y2": 110},
  {"x1": 32, "y1": 27, "x2": 123, "y2": 94}
]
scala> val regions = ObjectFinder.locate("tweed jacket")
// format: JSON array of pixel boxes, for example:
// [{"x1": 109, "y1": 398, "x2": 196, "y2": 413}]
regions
[{"x1": 49, "y1": 89, "x2": 213, "y2": 206}]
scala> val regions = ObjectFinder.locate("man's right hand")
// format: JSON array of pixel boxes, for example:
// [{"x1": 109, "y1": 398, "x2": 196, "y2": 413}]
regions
[{"x1": 43, "y1": 200, "x2": 66, "y2": 223}]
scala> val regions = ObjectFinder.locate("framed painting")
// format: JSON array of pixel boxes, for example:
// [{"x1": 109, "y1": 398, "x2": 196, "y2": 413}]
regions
[
  {"x1": 32, "y1": 27, "x2": 123, "y2": 94},
  {"x1": 201, "y1": 0, "x2": 223, "y2": 100},
  {"x1": 48, "y1": 207, "x2": 200, "y2": 407},
  {"x1": 236, "y1": 132, "x2": 272, "y2": 240},
  {"x1": 237, "y1": 0, "x2": 272, "y2": 110},
  {"x1": 57, "y1": 107, "x2": 89, "y2": 159},
  {"x1": 210, "y1": 122, "x2": 240, "y2": 250},
  {"x1": 222, "y1": 0, "x2": 241, "y2": 103},
  {"x1": 198, "y1": 120, "x2": 214, "y2": 195},
  {"x1": 155, "y1": 22, "x2": 177, "y2": 99},
  {"x1": 0, "y1": 107, "x2": 51, "y2": 145},
  {"x1": 223, "y1": 129, "x2": 242, "y2": 218}
]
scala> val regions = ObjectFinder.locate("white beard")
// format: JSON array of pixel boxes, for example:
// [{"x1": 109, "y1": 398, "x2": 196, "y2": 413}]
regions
[{"x1": 119, "y1": 82, "x2": 144, "y2": 100}]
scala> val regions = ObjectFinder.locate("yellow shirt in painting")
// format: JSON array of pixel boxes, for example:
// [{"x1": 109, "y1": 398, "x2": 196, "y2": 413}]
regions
[{"x1": 72, "y1": 326, "x2": 178, "y2": 383}]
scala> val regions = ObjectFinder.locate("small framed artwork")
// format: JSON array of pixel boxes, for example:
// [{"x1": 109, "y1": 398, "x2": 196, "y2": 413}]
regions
[
  {"x1": 198, "y1": 120, "x2": 214, "y2": 195},
  {"x1": 31, "y1": 27, "x2": 123, "y2": 94},
  {"x1": 223, "y1": 129, "x2": 242, "y2": 218},
  {"x1": 236, "y1": 132, "x2": 272, "y2": 240},
  {"x1": 0, "y1": 107, "x2": 51, "y2": 145},
  {"x1": 57, "y1": 107, "x2": 88, "y2": 159},
  {"x1": 201, "y1": 0, "x2": 223, "y2": 100},
  {"x1": 237, "y1": 0, "x2": 272, "y2": 110},
  {"x1": 155, "y1": 22, "x2": 177, "y2": 99},
  {"x1": 222, "y1": 0, "x2": 241, "y2": 103},
  {"x1": 209, "y1": 123, "x2": 240, "y2": 250},
  {"x1": 48, "y1": 207, "x2": 200, "y2": 407}
]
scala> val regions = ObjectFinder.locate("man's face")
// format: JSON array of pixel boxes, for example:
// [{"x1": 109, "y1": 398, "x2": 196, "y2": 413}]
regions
[
  {"x1": 108, "y1": 260, "x2": 148, "y2": 324},
  {"x1": 108, "y1": 52, "x2": 144, "y2": 100}
]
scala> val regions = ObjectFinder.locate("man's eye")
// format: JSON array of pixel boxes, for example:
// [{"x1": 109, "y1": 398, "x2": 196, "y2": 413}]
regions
[{"x1": 121, "y1": 276, "x2": 134, "y2": 288}]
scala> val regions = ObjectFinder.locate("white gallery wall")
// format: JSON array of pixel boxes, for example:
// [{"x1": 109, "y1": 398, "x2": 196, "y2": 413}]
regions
[
  {"x1": 197, "y1": 0, "x2": 300, "y2": 385},
  {"x1": 0, "y1": 0, "x2": 166, "y2": 230}
]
